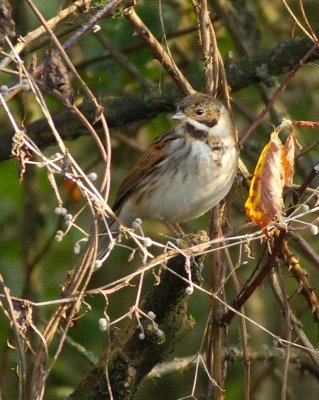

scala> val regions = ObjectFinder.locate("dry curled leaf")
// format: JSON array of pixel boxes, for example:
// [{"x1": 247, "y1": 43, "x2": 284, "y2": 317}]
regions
[
  {"x1": 245, "y1": 133, "x2": 285, "y2": 228},
  {"x1": 43, "y1": 49, "x2": 74, "y2": 105},
  {"x1": 11, "y1": 129, "x2": 32, "y2": 182},
  {"x1": 282, "y1": 131, "x2": 295, "y2": 185}
]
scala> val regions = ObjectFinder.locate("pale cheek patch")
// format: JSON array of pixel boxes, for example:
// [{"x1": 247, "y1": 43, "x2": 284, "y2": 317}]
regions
[{"x1": 186, "y1": 118, "x2": 211, "y2": 133}]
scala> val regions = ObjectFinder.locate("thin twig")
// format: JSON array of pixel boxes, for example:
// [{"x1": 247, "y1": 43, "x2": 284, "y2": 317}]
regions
[
  {"x1": 0, "y1": 275, "x2": 27, "y2": 400},
  {"x1": 75, "y1": 26, "x2": 199, "y2": 69},
  {"x1": 95, "y1": 31, "x2": 152, "y2": 89},
  {"x1": 288, "y1": 231, "x2": 319, "y2": 271},
  {"x1": 239, "y1": 36, "x2": 319, "y2": 146},
  {"x1": 0, "y1": 0, "x2": 89, "y2": 68},
  {"x1": 24, "y1": 0, "x2": 113, "y2": 198},
  {"x1": 147, "y1": 348, "x2": 319, "y2": 380},
  {"x1": 206, "y1": 207, "x2": 224, "y2": 400},
  {"x1": 298, "y1": 0, "x2": 317, "y2": 41},
  {"x1": 193, "y1": 0, "x2": 215, "y2": 96},
  {"x1": 223, "y1": 247, "x2": 250, "y2": 400},
  {"x1": 281, "y1": 0, "x2": 316, "y2": 42},
  {"x1": 273, "y1": 268, "x2": 291, "y2": 400},
  {"x1": 124, "y1": 7, "x2": 195, "y2": 95},
  {"x1": 269, "y1": 270, "x2": 319, "y2": 369},
  {"x1": 282, "y1": 240, "x2": 319, "y2": 324}
]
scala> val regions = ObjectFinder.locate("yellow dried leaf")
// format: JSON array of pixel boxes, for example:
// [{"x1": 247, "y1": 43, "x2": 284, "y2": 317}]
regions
[{"x1": 245, "y1": 135, "x2": 284, "y2": 228}]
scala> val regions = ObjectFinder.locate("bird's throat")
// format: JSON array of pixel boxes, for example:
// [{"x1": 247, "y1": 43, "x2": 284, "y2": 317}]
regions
[{"x1": 184, "y1": 121, "x2": 215, "y2": 139}]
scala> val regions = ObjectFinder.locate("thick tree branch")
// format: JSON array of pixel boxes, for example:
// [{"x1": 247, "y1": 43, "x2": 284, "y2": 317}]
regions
[
  {"x1": 1, "y1": 31, "x2": 319, "y2": 161},
  {"x1": 67, "y1": 236, "x2": 205, "y2": 400}
]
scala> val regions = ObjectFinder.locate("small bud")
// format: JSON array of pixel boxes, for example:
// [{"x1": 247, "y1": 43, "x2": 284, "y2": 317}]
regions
[
  {"x1": 88, "y1": 172, "x2": 98, "y2": 181},
  {"x1": 155, "y1": 329, "x2": 165, "y2": 339},
  {"x1": 74, "y1": 243, "x2": 81, "y2": 254},
  {"x1": 64, "y1": 213, "x2": 73, "y2": 221},
  {"x1": 310, "y1": 224, "x2": 319, "y2": 235},
  {"x1": 185, "y1": 286, "x2": 194, "y2": 295},
  {"x1": 21, "y1": 78, "x2": 30, "y2": 91},
  {"x1": 302, "y1": 204, "x2": 310, "y2": 211},
  {"x1": 132, "y1": 218, "x2": 142, "y2": 229},
  {"x1": 92, "y1": 24, "x2": 101, "y2": 33},
  {"x1": 138, "y1": 332, "x2": 145, "y2": 340},
  {"x1": 65, "y1": 219, "x2": 72, "y2": 228},
  {"x1": 99, "y1": 318, "x2": 108, "y2": 331},
  {"x1": 0, "y1": 85, "x2": 9, "y2": 96},
  {"x1": 147, "y1": 311, "x2": 156, "y2": 320},
  {"x1": 143, "y1": 237, "x2": 152, "y2": 247},
  {"x1": 54, "y1": 207, "x2": 61, "y2": 215},
  {"x1": 54, "y1": 207, "x2": 67, "y2": 216},
  {"x1": 54, "y1": 232, "x2": 63, "y2": 242}
]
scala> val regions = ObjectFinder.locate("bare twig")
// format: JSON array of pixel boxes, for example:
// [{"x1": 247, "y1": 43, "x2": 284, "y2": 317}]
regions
[
  {"x1": 124, "y1": 7, "x2": 195, "y2": 95},
  {"x1": 24, "y1": 0, "x2": 114, "y2": 198},
  {"x1": 147, "y1": 347, "x2": 319, "y2": 380},
  {"x1": 298, "y1": 0, "x2": 317, "y2": 42},
  {"x1": 95, "y1": 31, "x2": 152, "y2": 89},
  {"x1": 282, "y1": 240, "x2": 319, "y2": 324},
  {"x1": 224, "y1": 247, "x2": 250, "y2": 400},
  {"x1": 206, "y1": 207, "x2": 225, "y2": 400},
  {"x1": 239, "y1": 36, "x2": 319, "y2": 146},
  {"x1": 192, "y1": 0, "x2": 216, "y2": 96},
  {"x1": 288, "y1": 231, "x2": 319, "y2": 271},
  {"x1": 273, "y1": 268, "x2": 291, "y2": 400},
  {"x1": 0, "y1": 274, "x2": 27, "y2": 400},
  {"x1": 281, "y1": 0, "x2": 317, "y2": 42},
  {"x1": 0, "y1": 0, "x2": 90, "y2": 68},
  {"x1": 269, "y1": 270, "x2": 319, "y2": 369}
]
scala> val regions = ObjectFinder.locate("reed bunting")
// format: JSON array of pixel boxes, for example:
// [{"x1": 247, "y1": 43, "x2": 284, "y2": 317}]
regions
[{"x1": 100, "y1": 92, "x2": 238, "y2": 257}]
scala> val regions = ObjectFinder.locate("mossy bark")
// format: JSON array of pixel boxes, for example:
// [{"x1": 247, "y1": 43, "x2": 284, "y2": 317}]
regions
[{"x1": 68, "y1": 236, "x2": 206, "y2": 400}]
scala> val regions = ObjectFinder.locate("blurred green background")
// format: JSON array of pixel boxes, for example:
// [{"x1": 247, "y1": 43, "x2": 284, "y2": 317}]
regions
[{"x1": 1, "y1": 0, "x2": 319, "y2": 399}]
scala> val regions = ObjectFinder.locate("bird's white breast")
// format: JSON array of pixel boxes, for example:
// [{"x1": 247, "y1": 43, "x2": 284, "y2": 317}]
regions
[{"x1": 122, "y1": 138, "x2": 238, "y2": 225}]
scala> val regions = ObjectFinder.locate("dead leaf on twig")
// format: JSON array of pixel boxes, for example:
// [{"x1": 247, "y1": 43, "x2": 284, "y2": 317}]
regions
[{"x1": 245, "y1": 125, "x2": 296, "y2": 230}]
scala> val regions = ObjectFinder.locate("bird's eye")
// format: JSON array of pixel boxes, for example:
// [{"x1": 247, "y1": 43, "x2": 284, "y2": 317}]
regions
[{"x1": 195, "y1": 108, "x2": 204, "y2": 116}]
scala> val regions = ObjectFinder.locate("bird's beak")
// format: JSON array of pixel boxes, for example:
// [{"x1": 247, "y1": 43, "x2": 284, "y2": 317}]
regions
[{"x1": 172, "y1": 110, "x2": 186, "y2": 120}]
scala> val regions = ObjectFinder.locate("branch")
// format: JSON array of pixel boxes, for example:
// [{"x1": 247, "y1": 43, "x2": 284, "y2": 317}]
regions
[
  {"x1": 281, "y1": 240, "x2": 319, "y2": 325},
  {"x1": 288, "y1": 231, "x2": 319, "y2": 270},
  {"x1": 2, "y1": 30, "x2": 319, "y2": 161},
  {"x1": 220, "y1": 160, "x2": 319, "y2": 326},
  {"x1": 124, "y1": 7, "x2": 195, "y2": 95},
  {"x1": 67, "y1": 239, "x2": 205, "y2": 400},
  {"x1": 0, "y1": 0, "x2": 87, "y2": 68},
  {"x1": 1, "y1": 0, "x2": 134, "y2": 68},
  {"x1": 147, "y1": 348, "x2": 319, "y2": 380}
]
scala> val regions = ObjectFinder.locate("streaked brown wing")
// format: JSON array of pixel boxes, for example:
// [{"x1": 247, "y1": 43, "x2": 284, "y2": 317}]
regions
[{"x1": 112, "y1": 129, "x2": 176, "y2": 212}]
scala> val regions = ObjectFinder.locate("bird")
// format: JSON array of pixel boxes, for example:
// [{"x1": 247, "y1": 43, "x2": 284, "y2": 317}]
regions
[{"x1": 99, "y1": 92, "x2": 238, "y2": 260}]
